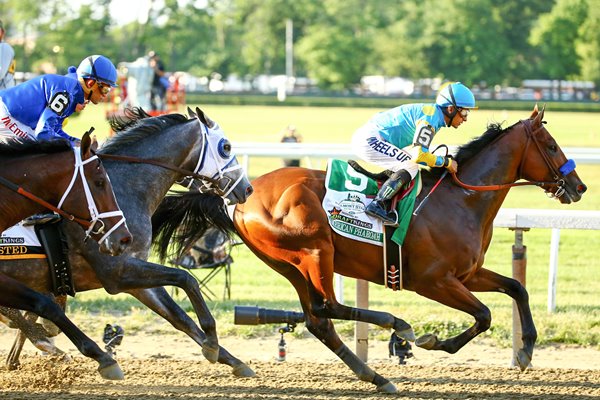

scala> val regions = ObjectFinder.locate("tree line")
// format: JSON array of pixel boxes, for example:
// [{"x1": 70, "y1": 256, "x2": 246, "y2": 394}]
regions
[{"x1": 1, "y1": 0, "x2": 599, "y2": 91}]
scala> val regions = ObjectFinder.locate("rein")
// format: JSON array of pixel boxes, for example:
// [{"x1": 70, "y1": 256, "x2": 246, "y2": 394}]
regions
[
  {"x1": 0, "y1": 147, "x2": 127, "y2": 244},
  {"x1": 450, "y1": 119, "x2": 564, "y2": 192},
  {"x1": 449, "y1": 172, "x2": 551, "y2": 191},
  {"x1": 96, "y1": 116, "x2": 245, "y2": 199},
  {"x1": 96, "y1": 153, "x2": 225, "y2": 196},
  {"x1": 0, "y1": 174, "x2": 92, "y2": 227},
  {"x1": 0, "y1": 148, "x2": 125, "y2": 244}
]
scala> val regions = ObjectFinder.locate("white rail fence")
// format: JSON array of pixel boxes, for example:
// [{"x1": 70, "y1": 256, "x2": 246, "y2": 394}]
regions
[
  {"x1": 233, "y1": 142, "x2": 600, "y2": 363},
  {"x1": 234, "y1": 142, "x2": 600, "y2": 170}
]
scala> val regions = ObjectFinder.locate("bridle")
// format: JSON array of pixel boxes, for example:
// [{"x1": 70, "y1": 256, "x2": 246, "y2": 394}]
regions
[
  {"x1": 450, "y1": 119, "x2": 575, "y2": 198},
  {"x1": 181, "y1": 118, "x2": 246, "y2": 200},
  {"x1": 0, "y1": 147, "x2": 126, "y2": 244},
  {"x1": 97, "y1": 116, "x2": 244, "y2": 199}
]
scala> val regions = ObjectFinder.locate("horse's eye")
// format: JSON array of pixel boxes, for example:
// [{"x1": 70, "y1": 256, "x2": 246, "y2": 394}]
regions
[
  {"x1": 95, "y1": 179, "x2": 106, "y2": 189},
  {"x1": 218, "y1": 139, "x2": 231, "y2": 158},
  {"x1": 548, "y1": 144, "x2": 558, "y2": 153}
]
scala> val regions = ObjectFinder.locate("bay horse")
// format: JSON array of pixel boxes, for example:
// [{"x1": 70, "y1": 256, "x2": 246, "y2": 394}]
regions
[
  {"x1": 232, "y1": 106, "x2": 587, "y2": 392},
  {"x1": 1, "y1": 107, "x2": 255, "y2": 377},
  {"x1": 0, "y1": 131, "x2": 132, "y2": 379}
]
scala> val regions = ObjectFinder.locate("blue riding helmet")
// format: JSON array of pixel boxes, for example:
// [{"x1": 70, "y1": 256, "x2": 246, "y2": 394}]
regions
[
  {"x1": 76, "y1": 55, "x2": 118, "y2": 87},
  {"x1": 436, "y1": 82, "x2": 477, "y2": 109}
]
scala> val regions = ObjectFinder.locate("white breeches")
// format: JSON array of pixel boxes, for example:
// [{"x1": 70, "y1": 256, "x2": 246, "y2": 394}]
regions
[
  {"x1": 351, "y1": 124, "x2": 419, "y2": 179},
  {"x1": 0, "y1": 99, "x2": 35, "y2": 141}
]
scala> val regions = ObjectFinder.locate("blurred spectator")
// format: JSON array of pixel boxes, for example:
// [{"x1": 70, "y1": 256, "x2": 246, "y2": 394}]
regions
[
  {"x1": 118, "y1": 56, "x2": 153, "y2": 110},
  {"x1": 0, "y1": 19, "x2": 16, "y2": 89},
  {"x1": 280, "y1": 125, "x2": 302, "y2": 167},
  {"x1": 148, "y1": 51, "x2": 168, "y2": 111}
]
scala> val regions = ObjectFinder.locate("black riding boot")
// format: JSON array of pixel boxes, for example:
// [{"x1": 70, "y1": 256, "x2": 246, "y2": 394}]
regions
[{"x1": 365, "y1": 169, "x2": 412, "y2": 225}]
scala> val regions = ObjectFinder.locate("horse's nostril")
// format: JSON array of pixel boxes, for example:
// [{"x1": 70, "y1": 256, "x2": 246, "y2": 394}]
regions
[
  {"x1": 246, "y1": 186, "x2": 254, "y2": 196},
  {"x1": 578, "y1": 184, "x2": 587, "y2": 194},
  {"x1": 121, "y1": 236, "x2": 133, "y2": 245}
]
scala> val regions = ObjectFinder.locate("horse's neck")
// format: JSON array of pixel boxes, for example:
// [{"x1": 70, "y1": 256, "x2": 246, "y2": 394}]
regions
[
  {"x1": 108, "y1": 126, "x2": 201, "y2": 212},
  {"x1": 0, "y1": 154, "x2": 70, "y2": 231},
  {"x1": 459, "y1": 130, "x2": 524, "y2": 218}
]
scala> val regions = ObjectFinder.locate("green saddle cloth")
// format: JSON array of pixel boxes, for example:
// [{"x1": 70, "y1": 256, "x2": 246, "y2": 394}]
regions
[{"x1": 324, "y1": 159, "x2": 418, "y2": 246}]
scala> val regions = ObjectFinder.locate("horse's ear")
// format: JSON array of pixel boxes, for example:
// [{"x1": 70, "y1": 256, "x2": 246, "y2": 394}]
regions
[
  {"x1": 187, "y1": 107, "x2": 197, "y2": 118},
  {"x1": 530, "y1": 103, "x2": 539, "y2": 119},
  {"x1": 195, "y1": 106, "x2": 215, "y2": 128},
  {"x1": 91, "y1": 135, "x2": 99, "y2": 152},
  {"x1": 80, "y1": 131, "x2": 92, "y2": 157},
  {"x1": 532, "y1": 103, "x2": 546, "y2": 127}
]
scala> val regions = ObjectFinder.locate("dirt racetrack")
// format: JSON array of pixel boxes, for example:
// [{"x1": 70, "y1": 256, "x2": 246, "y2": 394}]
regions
[{"x1": 0, "y1": 331, "x2": 599, "y2": 399}]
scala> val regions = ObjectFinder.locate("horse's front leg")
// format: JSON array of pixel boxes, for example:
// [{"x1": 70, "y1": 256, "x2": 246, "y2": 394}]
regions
[
  {"x1": 126, "y1": 287, "x2": 254, "y2": 377},
  {"x1": 0, "y1": 307, "x2": 66, "y2": 369},
  {"x1": 465, "y1": 267, "x2": 537, "y2": 370},
  {"x1": 95, "y1": 257, "x2": 220, "y2": 362},
  {"x1": 0, "y1": 275, "x2": 122, "y2": 380},
  {"x1": 412, "y1": 274, "x2": 493, "y2": 355}
]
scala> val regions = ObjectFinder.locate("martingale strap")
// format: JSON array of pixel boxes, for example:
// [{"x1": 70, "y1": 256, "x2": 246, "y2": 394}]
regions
[{"x1": 383, "y1": 225, "x2": 402, "y2": 291}]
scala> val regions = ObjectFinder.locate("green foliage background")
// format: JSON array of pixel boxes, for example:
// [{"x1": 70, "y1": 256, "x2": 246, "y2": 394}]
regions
[{"x1": 1, "y1": 0, "x2": 600, "y2": 89}]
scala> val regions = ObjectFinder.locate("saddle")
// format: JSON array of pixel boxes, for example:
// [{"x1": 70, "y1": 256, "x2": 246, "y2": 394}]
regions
[
  {"x1": 323, "y1": 159, "x2": 420, "y2": 291},
  {"x1": 347, "y1": 161, "x2": 412, "y2": 291},
  {"x1": 1, "y1": 214, "x2": 75, "y2": 296}
]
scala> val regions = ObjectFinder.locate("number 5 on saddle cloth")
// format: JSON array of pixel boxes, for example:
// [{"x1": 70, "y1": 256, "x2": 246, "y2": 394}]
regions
[
  {"x1": 170, "y1": 227, "x2": 239, "y2": 300},
  {"x1": 0, "y1": 214, "x2": 75, "y2": 296}
]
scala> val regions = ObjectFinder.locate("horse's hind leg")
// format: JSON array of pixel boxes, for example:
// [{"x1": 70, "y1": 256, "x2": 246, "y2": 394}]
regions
[
  {"x1": 94, "y1": 257, "x2": 220, "y2": 363},
  {"x1": 303, "y1": 254, "x2": 414, "y2": 341},
  {"x1": 280, "y1": 268, "x2": 398, "y2": 394},
  {"x1": 127, "y1": 287, "x2": 255, "y2": 377},
  {"x1": 465, "y1": 268, "x2": 537, "y2": 370},
  {"x1": 0, "y1": 275, "x2": 123, "y2": 380}
]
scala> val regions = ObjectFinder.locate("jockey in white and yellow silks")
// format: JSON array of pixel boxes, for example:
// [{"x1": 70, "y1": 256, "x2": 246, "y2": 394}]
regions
[
  {"x1": 352, "y1": 82, "x2": 477, "y2": 225},
  {"x1": 0, "y1": 55, "x2": 117, "y2": 146}
]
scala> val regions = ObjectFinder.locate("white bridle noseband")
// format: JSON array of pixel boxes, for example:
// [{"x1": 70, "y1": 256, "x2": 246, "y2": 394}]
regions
[
  {"x1": 184, "y1": 118, "x2": 245, "y2": 202},
  {"x1": 57, "y1": 148, "x2": 127, "y2": 244}
]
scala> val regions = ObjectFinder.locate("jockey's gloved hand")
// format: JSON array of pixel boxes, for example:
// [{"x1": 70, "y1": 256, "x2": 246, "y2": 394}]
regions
[{"x1": 443, "y1": 157, "x2": 458, "y2": 173}]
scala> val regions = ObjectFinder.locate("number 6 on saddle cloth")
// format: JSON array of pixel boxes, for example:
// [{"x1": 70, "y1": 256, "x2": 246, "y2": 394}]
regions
[{"x1": 169, "y1": 227, "x2": 240, "y2": 300}]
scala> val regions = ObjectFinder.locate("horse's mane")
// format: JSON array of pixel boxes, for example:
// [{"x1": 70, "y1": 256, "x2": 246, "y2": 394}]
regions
[
  {"x1": 454, "y1": 122, "x2": 510, "y2": 164},
  {"x1": 0, "y1": 138, "x2": 71, "y2": 157},
  {"x1": 99, "y1": 107, "x2": 189, "y2": 154},
  {"x1": 423, "y1": 121, "x2": 512, "y2": 181}
]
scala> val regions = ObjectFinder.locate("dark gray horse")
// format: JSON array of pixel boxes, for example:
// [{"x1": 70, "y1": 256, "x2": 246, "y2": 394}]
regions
[{"x1": 0, "y1": 107, "x2": 255, "y2": 378}]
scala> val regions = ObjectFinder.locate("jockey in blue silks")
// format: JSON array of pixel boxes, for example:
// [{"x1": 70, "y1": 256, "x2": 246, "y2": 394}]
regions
[
  {"x1": 0, "y1": 55, "x2": 118, "y2": 145},
  {"x1": 352, "y1": 82, "x2": 477, "y2": 225}
]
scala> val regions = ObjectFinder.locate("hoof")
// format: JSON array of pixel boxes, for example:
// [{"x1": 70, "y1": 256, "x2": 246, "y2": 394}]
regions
[
  {"x1": 515, "y1": 350, "x2": 532, "y2": 371},
  {"x1": 232, "y1": 363, "x2": 256, "y2": 378},
  {"x1": 202, "y1": 345, "x2": 219, "y2": 364},
  {"x1": 6, "y1": 361, "x2": 19, "y2": 371},
  {"x1": 394, "y1": 319, "x2": 415, "y2": 342},
  {"x1": 395, "y1": 327, "x2": 416, "y2": 342},
  {"x1": 376, "y1": 381, "x2": 398, "y2": 394},
  {"x1": 415, "y1": 333, "x2": 437, "y2": 350},
  {"x1": 98, "y1": 362, "x2": 125, "y2": 380}
]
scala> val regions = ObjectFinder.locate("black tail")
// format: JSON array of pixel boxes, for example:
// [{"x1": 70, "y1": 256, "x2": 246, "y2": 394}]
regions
[{"x1": 151, "y1": 191, "x2": 235, "y2": 262}]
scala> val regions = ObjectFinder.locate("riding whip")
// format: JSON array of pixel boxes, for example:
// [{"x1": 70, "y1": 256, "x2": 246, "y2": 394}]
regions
[{"x1": 412, "y1": 170, "x2": 448, "y2": 216}]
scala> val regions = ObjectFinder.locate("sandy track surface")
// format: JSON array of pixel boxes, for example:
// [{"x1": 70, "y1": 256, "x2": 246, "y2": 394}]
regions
[{"x1": 1, "y1": 330, "x2": 599, "y2": 399}]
